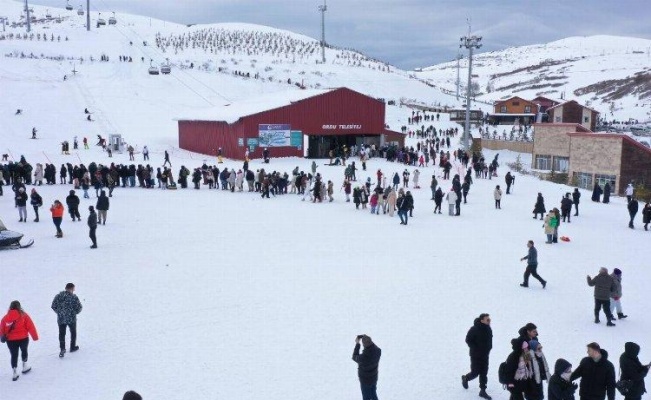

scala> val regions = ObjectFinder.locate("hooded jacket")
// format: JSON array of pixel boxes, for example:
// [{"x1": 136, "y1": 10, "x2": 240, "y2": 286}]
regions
[
  {"x1": 548, "y1": 358, "x2": 577, "y2": 400},
  {"x1": 570, "y1": 349, "x2": 616, "y2": 400},
  {"x1": 0, "y1": 309, "x2": 39, "y2": 341},
  {"x1": 619, "y1": 342, "x2": 648, "y2": 398},
  {"x1": 352, "y1": 342, "x2": 381, "y2": 385},
  {"x1": 465, "y1": 318, "x2": 492, "y2": 359}
]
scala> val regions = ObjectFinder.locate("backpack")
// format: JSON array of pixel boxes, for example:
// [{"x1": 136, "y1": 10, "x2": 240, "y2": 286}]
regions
[{"x1": 498, "y1": 361, "x2": 509, "y2": 386}]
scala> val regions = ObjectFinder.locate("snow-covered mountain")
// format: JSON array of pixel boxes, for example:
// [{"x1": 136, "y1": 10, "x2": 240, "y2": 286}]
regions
[{"x1": 416, "y1": 35, "x2": 651, "y2": 122}]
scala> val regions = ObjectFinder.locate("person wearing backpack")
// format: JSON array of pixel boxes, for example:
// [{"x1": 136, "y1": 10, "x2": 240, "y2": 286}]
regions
[
  {"x1": 548, "y1": 358, "x2": 578, "y2": 400},
  {"x1": 462, "y1": 313, "x2": 493, "y2": 399},
  {"x1": 504, "y1": 338, "x2": 536, "y2": 400}
]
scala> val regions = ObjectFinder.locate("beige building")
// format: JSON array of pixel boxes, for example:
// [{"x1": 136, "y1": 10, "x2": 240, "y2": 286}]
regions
[{"x1": 532, "y1": 123, "x2": 651, "y2": 194}]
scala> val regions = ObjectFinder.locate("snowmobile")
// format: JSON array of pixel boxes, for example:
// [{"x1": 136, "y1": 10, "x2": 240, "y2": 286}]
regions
[{"x1": 0, "y1": 219, "x2": 34, "y2": 249}]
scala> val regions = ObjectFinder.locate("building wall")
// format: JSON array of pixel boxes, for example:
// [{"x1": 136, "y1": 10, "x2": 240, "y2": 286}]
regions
[
  {"x1": 619, "y1": 137, "x2": 651, "y2": 195},
  {"x1": 532, "y1": 125, "x2": 572, "y2": 164},
  {"x1": 493, "y1": 97, "x2": 538, "y2": 114},
  {"x1": 568, "y1": 136, "x2": 622, "y2": 190},
  {"x1": 179, "y1": 88, "x2": 387, "y2": 160},
  {"x1": 550, "y1": 105, "x2": 563, "y2": 123},
  {"x1": 481, "y1": 139, "x2": 533, "y2": 153}
]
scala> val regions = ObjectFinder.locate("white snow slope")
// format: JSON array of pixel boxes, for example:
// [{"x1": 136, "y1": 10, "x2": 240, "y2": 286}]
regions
[
  {"x1": 1, "y1": 1, "x2": 650, "y2": 399},
  {"x1": 416, "y1": 35, "x2": 651, "y2": 122}
]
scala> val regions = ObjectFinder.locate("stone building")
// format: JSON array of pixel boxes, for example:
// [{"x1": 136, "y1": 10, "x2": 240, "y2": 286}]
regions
[{"x1": 532, "y1": 123, "x2": 651, "y2": 195}]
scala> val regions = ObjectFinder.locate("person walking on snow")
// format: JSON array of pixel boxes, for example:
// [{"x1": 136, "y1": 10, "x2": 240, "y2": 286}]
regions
[
  {"x1": 494, "y1": 185, "x2": 502, "y2": 209},
  {"x1": 87, "y1": 206, "x2": 98, "y2": 248},
  {"x1": 587, "y1": 268, "x2": 616, "y2": 326},
  {"x1": 625, "y1": 183, "x2": 634, "y2": 204},
  {"x1": 352, "y1": 335, "x2": 381, "y2": 400},
  {"x1": 547, "y1": 358, "x2": 578, "y2": 400},
  {"x1": 1, "y1": 300, "x2": 39, "y2": 381},
  {"x1": 619, "y1": 342, "x2": 650, "y2": 400},
  {"x1": 520, "y1": 240, "x2": 546, "y2": 288},
  {"x1": 609, "y1": 268, "x2": 627, "y2": 320},
  {"x1": 462, "y1": 313, "x2": 493, "y2": 399},
  {"x1": 569, "y1": 342, "x2": 616, "y2": 400},
  {"x1": 51, "y1": 283, "x2": 82, "y2": 357},
  {"x1": 163, "y1": 150, "x2": 171, "y2": 167},
  {"x1": 572, "y1": 188, "x2": 581, "y2": 216},
  {"x1": 628, "y1": 198, "x2": 639, "y2": 229}
]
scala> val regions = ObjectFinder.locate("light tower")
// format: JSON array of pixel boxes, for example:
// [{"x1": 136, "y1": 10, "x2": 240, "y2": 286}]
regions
[
  {"x1": 86, "y1": 0, "x2": 90, "y2": 31},
  {"x1": 459, "y1": 32, "x2": 482, "y2": 151},
  {"x1": 318, "y1": 0, "x2": 327, "y2": 63}
]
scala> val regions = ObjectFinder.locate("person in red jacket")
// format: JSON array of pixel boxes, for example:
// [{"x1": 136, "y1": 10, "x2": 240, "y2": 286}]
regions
[
  {"x1": 1, "y1": 301, "x2": 39, "y2": 381},
  {"x1": 50, "y1": 199, "x2": 65, "y2": 238}
]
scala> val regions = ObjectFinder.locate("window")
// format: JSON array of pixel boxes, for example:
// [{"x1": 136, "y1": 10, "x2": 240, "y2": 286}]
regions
[
  {"x1": 535, "y1": 155, "x2": 552, "y2": 170},
  {"x1": 553, "y1": 156, "x2": 569, "y2": 172},
  {"x1": 595, "y1": 174, "x2": 616, "y2": 190},
  {"x1": 524, "y1": 106, "x2": 532, "y2": 113},
  {"x1": 573, "y1": 172, "x2": 593, "y2": 190},
  {"x1": 512, "y1": 101, "x2": 520, "y2": 106},
  {"x1": 584, "y1": 116, "x2": 589, "y2": 123},
  {"x1": 500, "y1": 105, "x2": 507, "y2": 113},
  {"x1": 555, "y1": 116, "x2": 562, "y2": 122}
]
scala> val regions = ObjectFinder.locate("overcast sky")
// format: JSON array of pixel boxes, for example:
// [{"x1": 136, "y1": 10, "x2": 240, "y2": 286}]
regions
[{"x1": 29, "y1": 0, "x2": 651, "y2": 70}]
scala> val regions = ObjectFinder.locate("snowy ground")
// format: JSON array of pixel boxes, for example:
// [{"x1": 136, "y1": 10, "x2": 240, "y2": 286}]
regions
[{"x1": 1, "y1": 1, "x2": 650, "y2": 399}]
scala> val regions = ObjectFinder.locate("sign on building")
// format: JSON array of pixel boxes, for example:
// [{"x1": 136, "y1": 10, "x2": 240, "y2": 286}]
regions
[
  {"x1": 290, "y1": 131, "x2": 302, "y2": 148},
  {"x1": 259, "y1": 124, "x2": 291, "y2": 147}
]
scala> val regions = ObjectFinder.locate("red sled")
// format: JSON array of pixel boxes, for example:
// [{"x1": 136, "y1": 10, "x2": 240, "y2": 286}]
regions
[{"x1": 560, "y1": 236, "x2": 570, "y2": 242}]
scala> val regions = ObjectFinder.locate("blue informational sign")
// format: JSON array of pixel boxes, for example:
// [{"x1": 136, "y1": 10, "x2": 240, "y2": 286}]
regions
[
  {"x1": 290, "y1": 131, "x2": 302, "y2": 147},
  {"x1": 259, "y1": 124, "x2": 291, "y2": 147}
]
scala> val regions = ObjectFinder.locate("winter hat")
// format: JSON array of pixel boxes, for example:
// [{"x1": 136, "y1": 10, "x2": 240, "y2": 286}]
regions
[
  {"x1": 613, "y1": 268, "x2": 622, "y2": 275},
  {"x1": 529, "y1": 340, "x2": 539, "y2": 351},
  {"x1": 88, "y1": 206, "x2": 94, "y2": 212},
  {"x1": 70, "y1": 190, "x2": 75, "y2": 195},
  {"x1": 122, "y1": 391, "x2": 142, "y2": 400}
]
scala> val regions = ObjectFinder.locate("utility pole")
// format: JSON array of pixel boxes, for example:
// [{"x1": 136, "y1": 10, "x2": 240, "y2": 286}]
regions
[
  {"x1": 86, "y1": 0, "x2": 90, "y2": 31},
  {"x1": 455, "y1": 51, "x2": 461, "y2": 100},
  {"x1": 1, "y1": 17, "x2": 6, "y2": 32},
  {"x1": 318, "y1": 0, "x2": 327, "y2": 63},
  {"x1": 459, "y1": 25, "x2": 482, "y2": 152},
  {"x1": 25, "y1": 0, "x2": 31, "y2": 33}
]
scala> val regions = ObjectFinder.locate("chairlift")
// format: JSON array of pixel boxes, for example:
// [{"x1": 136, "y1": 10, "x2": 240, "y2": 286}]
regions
[
  {"x1": 77, "y1": 6, "x2": 84, "y2": 16},
  {"x1": 97, "y1": 12, "x2": 106, "y2": 26},
  {"x1": 148, "y1": 60, "x2": 160, "y2": 75},
  {"x1": 108, "y1": 12, "x2": 116, "y2": 25},
  {"x1": 65, "y1": 0, "x2": 73, "y2": 11},
  {"x1": 161, "y1": 58, "x2": 171, "y2": 75}
]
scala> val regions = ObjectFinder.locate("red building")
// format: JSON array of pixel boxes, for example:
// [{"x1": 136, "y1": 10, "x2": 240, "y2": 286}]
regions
[{"x1": 177, "y1": 87, "x2": 404, "y2": 160}]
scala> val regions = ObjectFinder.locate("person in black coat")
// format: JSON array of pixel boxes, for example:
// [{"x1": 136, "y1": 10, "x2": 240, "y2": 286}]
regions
[
  {"x1": 504, "y1": 338, "x2": 536, "y2": 400},
  {"x1": 643, "y1": 201, "x2": 651, "y2": 231},
  {"x1": 65, "y1": 190, "x2": 81, "y2": 221},
  {"x1": 462, "y1": 314, "x2": 493, "y2": 399},
  {"x1": 603, "y1": 182, "x2": 611, "y2": 203},
  {"x1": 561, "y1": 194, "x2": 573, "y2": 223},
  {"x1": 452, "y1": 174, "x2": 462, "y2": 215},
  {"x1": 505, "y1": 172, "x2": 514, "y2": 194},
  {"x1": 87, "y1": 206, "x2": 97, "y2": 248},
  {"x1": 572, "y1": 189, "x2": 581, "y2": 216},
  {"x1": 548, "y1": 358, "x2": 578, "y2": 400},
  {"x1": 533, "y1": 193, "x2": 546, "y2": 220},
  {"x1": 628, "y1": 199, "x2": 639, "y2": 229},
  {"x1": 592, "y1": 183, "x2": 603, "y2": 202},
  {"x1": 620, "y1": 342, "x2": 650, "y2": 400},
  {"x1": 570, "y1": 343, "x2": 616, "y2": 400},
  {"x1": 96, "y1": 190, "x2": 109, "y2": 225},
  {"x1": 352, "y1": 335, "x2": 381, "y2": 400},
  {"x1": 434, "y1": 187, "x2": 443, "y2": 214}
]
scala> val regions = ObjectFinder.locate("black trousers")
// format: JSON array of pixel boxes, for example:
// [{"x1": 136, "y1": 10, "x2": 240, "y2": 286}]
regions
[
  {"x1": 574, "y1": 203, "x2": 579, "y2": 216},
  {"x1": 69, "y1": 206, "x2": 80, "y2": 220},
  {"x1": 523, "y1": 265, "x2": 545, "y2": 286},
  {"x1": 59, "y1": 323, "x2": 77, "y2": 350},
  {"x1": 89, "y1": 227, "x2": 97, "y2": 246},
  {"x1": 594, "y1": 299, "x2": 614, "y2": 321},
  {"x1": 6, "y1": 338, "x2": 29, "y2": 368},
  {"x1": 506, "y1": 183, "x2": 511, "y2": 194},
  {"x1": 466, "y1": 356, "x2": 489, "y2": 389},
  {"x1": 495, "y1": 199, "x2": 501, "y2": 209}
]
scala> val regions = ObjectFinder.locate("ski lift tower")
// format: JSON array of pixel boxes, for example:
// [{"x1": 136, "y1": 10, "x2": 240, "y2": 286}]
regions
[
  {"x1": 86, "y1": 0, "x2": 90, "y2": 31},
  {"x1": 24, "y1": 0, "x2": 31, "y2": 32},
  {"x1": 318, "y1": 0, "x2": 327, "y2": 63},
  {"x1": 459, "y1": 27, "x2": 482, "y2": 152}
]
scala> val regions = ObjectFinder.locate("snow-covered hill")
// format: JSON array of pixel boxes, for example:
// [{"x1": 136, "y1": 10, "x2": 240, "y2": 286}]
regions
[{"x1": 416, "y1": 35, "x2": 651, "y2": 122}]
